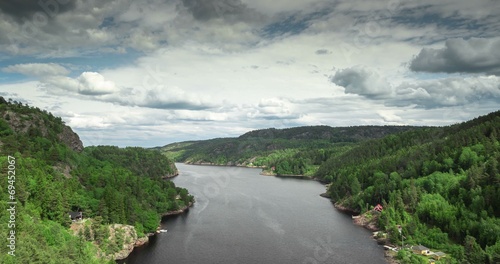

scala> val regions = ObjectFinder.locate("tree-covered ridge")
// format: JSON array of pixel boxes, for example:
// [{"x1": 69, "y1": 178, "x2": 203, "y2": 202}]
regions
[
  {"x1": 0, "y1": 97, "x2": 192, "y2": 263},
  {"x1": 84, "y1": 146, "x2": 178, "y2": 178},
  {"x1": 158, "y1": 125, "x2": 422, "y2": 176},
  {"x1": 316, "y1": 110, "x2": 500, "y2": 263},
  {"x1": 238, "y1": 125, "x2": 420, "y2": 141}
]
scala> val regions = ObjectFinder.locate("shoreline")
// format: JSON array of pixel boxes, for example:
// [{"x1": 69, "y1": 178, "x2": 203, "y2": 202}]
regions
[
  {"x1": 331, "y1": 201, "x2": 399, "y2": 264},
  {"x1": 183, "y1": 161, "x2": 264, "y2": 168},
  {"x1": 161, "y1": 201, "x2": 194, "y2": 217},
  {"x1": 162, "y1": 172, "x2": 179, "y2": 179},
  {"x1": 118, "y1": 201, "x2": 195, "y2": 262},
  {"x1": 260, "y1": 170, "x2": 310, "y2": 178}
]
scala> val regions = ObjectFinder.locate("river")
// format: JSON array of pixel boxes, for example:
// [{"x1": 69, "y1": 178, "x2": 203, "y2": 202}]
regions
[{"x1": 121, "y1": 163, "x2": 387, "y2": 264}]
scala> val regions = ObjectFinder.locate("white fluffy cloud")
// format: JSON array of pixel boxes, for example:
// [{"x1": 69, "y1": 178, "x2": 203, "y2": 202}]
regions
[
  {"x1": 41, "y1": 71, "x2": 118, "y2": 96},
  {"x1": 76, "y1": 72, "x2": 118, "y2": 95}
]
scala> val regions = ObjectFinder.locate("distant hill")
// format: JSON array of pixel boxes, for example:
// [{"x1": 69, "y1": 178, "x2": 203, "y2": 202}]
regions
[{"x1": 157, "y1": 125, "x2": 423, "y2": 176}]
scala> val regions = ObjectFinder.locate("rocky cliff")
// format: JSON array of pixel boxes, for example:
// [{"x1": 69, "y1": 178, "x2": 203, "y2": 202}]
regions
[{"x1": 0, "y1": 98, "x2": 84, "y2": 152}]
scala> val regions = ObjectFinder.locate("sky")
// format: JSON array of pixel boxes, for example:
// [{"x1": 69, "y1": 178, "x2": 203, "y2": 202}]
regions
[{"x1": 0, "y1": 0, "x2": 499, "y2": 147}]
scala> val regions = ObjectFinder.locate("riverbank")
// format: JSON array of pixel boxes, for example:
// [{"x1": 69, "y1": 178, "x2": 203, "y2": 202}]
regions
[
  {"x1": 161, "y1": 201, "x2": 194, "y2": 217},
  {"x1": 260, "y1": 170, "x2": 313, "y2": 179},
  {"x1": 184, "y1": 161, "x2": 264, "y2": 168},
  {"x1": 116, "y1": 201, "x2": 195, "y2": 263},
  {"x1": 331, "y1": 202, "x2": 399, "y2": 264},
  {"x1": 162, "y1": 172, "x2": 179, "y2": 179}
]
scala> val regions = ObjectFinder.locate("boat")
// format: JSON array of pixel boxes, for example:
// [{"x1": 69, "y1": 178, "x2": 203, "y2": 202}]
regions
[{"x1": 159, "y1": 229, "x2": 168, "y2": 233}]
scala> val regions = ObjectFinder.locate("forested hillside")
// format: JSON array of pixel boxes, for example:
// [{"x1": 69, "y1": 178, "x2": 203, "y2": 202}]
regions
[
  {"x1": 0, "y1": 97, "x2": 192, "y2": 263},
  {"x1": 316, "y1": 111, "x2": 500, "y2": 263},
  {"x1": 158, "y1": 125, "x2": 420, "y2": 176},
  {"x1": 84, "y1": 146, "x2": 178, "y2": 178}
]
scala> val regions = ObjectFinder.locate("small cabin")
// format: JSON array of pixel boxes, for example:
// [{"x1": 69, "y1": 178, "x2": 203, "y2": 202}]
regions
[
  {"x1": 69, "y1": 211, "x2": 83, "y2": 221},
  {"x1": 373, "y1": 204, "x2": 383, "y2": 212},
  {"x1": 412, "y1": 245, "x2": 430, "y2": 255}
]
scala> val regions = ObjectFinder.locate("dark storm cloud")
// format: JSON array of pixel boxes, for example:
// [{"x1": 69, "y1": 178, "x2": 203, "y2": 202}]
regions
[
  {"x1": 409, "y1": 37, "x2": 500, "y2": 75},
  {"x1": 181, "y1": 0, "x2": 251, "y2": 21},
  {"x1": 0, "y1": 0, "x2": 76, "y2": 21}
]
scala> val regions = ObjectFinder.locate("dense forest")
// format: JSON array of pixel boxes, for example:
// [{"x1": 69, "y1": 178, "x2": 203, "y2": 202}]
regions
[
  {"x1": 158, "y1": 125, "x2": 421, "y2": 176},
  {"x1": 0, "y1": 97, "x2": 193, "y2": 263},
  {"x1": 315, "y1": 111, "x2": 500, "y2": 263}
]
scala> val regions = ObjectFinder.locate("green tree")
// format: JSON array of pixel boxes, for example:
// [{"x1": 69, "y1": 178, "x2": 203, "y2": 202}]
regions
[{"x1": 464, "y1": 235, "x2": 486, "y2": 264}]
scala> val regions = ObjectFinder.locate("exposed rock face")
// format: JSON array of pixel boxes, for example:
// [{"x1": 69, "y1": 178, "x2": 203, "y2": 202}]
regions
[
  {"x1": 107, "y1": 224, "x2": 149, "y2": 260},
  {"x1": 134, "y1": 236, "x2": 149, "y2": 247},
  {"x1": 352, "y1": 212, "x2": 380, "y2": 232},
  {"x1": 58, "y1": 125, "x2": 84, "y2": 152},
  {"x1": 163, "y1": 162, "x2": 179, "y2": 178},
  {"x1": 2, "y1": 109, "x2": 83, "y2": 152}
]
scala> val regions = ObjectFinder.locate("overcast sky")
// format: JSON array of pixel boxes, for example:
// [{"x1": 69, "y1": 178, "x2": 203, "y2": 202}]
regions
[{"x1": 1, "y1": 0, "x2": 499, "y2": 147}]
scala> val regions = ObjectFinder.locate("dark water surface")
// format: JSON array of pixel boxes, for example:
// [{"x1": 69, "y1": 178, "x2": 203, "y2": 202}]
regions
[{"x1": 121, "y1": 163, "x2": 386, "y2": 264}]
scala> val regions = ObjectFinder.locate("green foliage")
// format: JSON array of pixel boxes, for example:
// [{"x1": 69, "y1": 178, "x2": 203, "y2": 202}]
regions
[
  {"x1": 486, "y1": 241, "x2": 500, "y2": 263},
  {"x1": 316, "y1": 110, "x2": 500, "y2": 262},
  {"x1": 465, "y1": 235, "x2": 487, "y2": 264},
  {"x1": 84, "y1": 146, "x2": 178, "y2": 178},
  {"x1": 0, "y1": 97, "x2": 191, "y2": 263},
  {"x1": 134, "y1": 222, "x2": 145, "y2": 237},
  {"x1": 396, "y1": 249, "x2": 428, "y2": 264}
]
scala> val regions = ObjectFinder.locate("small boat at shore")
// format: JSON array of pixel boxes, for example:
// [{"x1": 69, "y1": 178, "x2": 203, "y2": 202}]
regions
[{"x1": 159, "y1": 229, "x2": 168, "y2": 233}]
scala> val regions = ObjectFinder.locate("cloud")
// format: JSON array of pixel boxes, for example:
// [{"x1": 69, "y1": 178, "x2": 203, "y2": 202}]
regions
[
  {"x1": 409, "y1": 37, "x2": 500, "y2": 75},
  {"x1": 1, "y1": 64, "x2": 118, "y2": 97},
  {"x1": 2, "y1": 0, "x2": 500, "y2": 148},
  {"x1": 0, "y1": 0, "x2": 76, "y2": 21},
  {"x1": 377, "y1": 110, "x2": 403, "y2": 123},
  {"x1": 247, "y1": 97, "x2": 301, "y2": 120},
  {"x1": 181, "y1": 0, "x2": 254, "y2": 21},
  {"x1": 39, "y1": 71, "x2": 117, "y2": 95},
  {"x1": 40, "y1": 72, "x2": 214, "y2": 110},
  {"x1": 76, "y1": 72, "x2": 119, "y2": 95},
  {"x1": 3, "y1": 63, "x2": 70, "y2": 77},
  {"x1": 392, "y1": 75, "x2": 500, "y2": 108},
  {"x1": 128, "y1": 87, "x2": 215, "y2": 110},
  {"x1": 331, "y1": 66, "x2": 392, "y2": 99},
  {"x1": 332, "y1": 66, "x2": 500, "y2": 109},
  {"x1": 315, "y1": 49, "x2": 331, "y2": 55}
]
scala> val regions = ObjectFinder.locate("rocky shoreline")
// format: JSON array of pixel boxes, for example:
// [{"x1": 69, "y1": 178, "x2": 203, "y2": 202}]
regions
[
  {"x1": 115, "y1": 201, "x2": 194, "y2": 261},
  {"x1": 331, "y1": 202, "x2": 399, "y2": 264}
]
